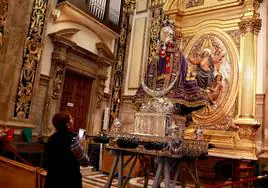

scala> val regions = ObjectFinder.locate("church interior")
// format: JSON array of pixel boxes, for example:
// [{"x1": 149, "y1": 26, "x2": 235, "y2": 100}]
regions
[{"x1": 0, "y1": 0, "x2": 268, "y2": 187}]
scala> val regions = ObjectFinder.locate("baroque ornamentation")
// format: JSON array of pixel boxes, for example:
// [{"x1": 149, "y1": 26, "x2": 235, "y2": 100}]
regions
[
  {"x1": 239, "y1": 14, "x2": 262, "y2": 35},
  {"x1": 0, "y1": 0, "x2": 8, "y2": 48},
  {"x1": 200, "y1": 104, "x2": 236, "y2": 130},
  {"x1": 52, "y1": 64, "x2": 64, "y2": 99},
  {"x1": 238, "y1": 125, "x2": 260, "y2": 140},
  {"x1": 181, "y1": 36, "x2": 194, "y2": 50},
  {"x1": 151, "y1": 0, "x2": 167, "y2": 7},
  {"x1": 123, "y1": 0, "x2": 136, "y2": 12},
  {"x1": 96, "y1": 71, "x2": 107, "y2": 109},
  {"x1": 110, "y1": 0, "x2": 136, "y2": 126},
  {"x1": 14, "y1": 0, "x2": 47, "y2": 119},
  {"x1": 226, "y1": 30, "x2": 240, "y2": 51},
  {"x1": 185, "y1": 0, "x2": 204, "y2": 9}
]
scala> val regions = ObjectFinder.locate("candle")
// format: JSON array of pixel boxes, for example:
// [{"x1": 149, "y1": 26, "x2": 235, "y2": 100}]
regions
[{"x1": 103, "y1": 107, "x2": 109, "y2": 130}]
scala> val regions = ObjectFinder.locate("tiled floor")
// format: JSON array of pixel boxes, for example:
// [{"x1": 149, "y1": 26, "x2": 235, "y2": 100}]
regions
[
  {"x1": 82, "y1": 171, "x2": 196, "y2": 188},
  {"x1": 83, "y1": 171, "x2": 118, "y2": 188}
]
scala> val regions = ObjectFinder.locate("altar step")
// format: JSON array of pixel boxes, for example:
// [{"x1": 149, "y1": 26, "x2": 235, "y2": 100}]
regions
[{"x1": 82, "y1": 171, "x2": 197, "y2": 188}]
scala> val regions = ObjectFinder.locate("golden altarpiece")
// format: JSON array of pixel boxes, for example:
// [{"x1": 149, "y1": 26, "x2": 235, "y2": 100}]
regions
[
  {"x1": 162, "y1": 0, "x2": 262, "y2": 160},
  {"x1": 115, "y1": 0, "x2": 263, "y2": 161}
]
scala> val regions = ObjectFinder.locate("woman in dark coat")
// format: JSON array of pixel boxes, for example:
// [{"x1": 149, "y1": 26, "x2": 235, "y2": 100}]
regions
[{"x1": 45, "y1": 112, "x2": 90, "y2": 188}]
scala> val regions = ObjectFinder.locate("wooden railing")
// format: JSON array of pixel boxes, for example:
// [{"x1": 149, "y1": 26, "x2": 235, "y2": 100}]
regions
[
  {"x1": 0, "y1": 156, "x2": 46, "y2": 188},
  {"x1": 58, "y1": 0, "x2": 122, "y2": 33}
]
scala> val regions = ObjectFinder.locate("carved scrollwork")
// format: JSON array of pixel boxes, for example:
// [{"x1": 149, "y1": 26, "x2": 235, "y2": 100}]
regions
[
  {"x1": 181, "y1": 36, "x2": 194, "y2": 50},
  {"x1": 0, "y1": 0, "x2": 8, "y2": 48},
  {"x1": 239, "y1": 14, "x2": 262, "y2": 35},
  {"x1": 14, "y1": 0, "x2": 47, "y2": 119},
  {"x1": 96, "y1": 68, "x2": 108, "y2": 108},
  {"x1": 238, "y1": 125, "x2": 260, "y2": 140},
  {"x1": 226, "y1": 30, "x2": 240, "y2": 51},
  {"x1": 52, "y1": 64, "x2": 64, "y2": 99},
  {"x1": 96, "y1": 81, "x2": 106, "y2": 109},
  {"x1": 124, "y1": 0, "x2": 136, "y2": 12},
  {"x1": 110, "y1": 0, "x2": 135, "y2": 124},
  {"x1": 200, "y1": 104, "x2": 236, "y2": 130},
  {"x1": 185, "y1": 0, "x2": 204, "y2": 9}
]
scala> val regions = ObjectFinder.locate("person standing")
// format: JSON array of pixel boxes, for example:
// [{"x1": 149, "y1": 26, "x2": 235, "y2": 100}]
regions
[{"x1": 45, "y1": 112, "x2": 90, "y2": 188}]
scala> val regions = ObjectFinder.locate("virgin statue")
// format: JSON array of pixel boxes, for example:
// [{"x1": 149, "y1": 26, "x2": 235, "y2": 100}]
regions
[{"x1": 135, "y1": 15, "x2": 208, "y2": 114}]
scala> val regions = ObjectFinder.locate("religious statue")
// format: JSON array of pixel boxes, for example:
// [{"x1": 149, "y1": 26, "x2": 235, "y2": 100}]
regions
[
  {"x1": 136, "y1": 13, "x2": 233, "y2": 116},
  {"x1": 136, "y1": 15, "x2": 208, "y2": 114},
  {"x1": 186, "y1": 35, "x2": 230, "y2": 113},
  {"x1": 189, "y1": 48, "x2": 215, "y2": 90},
  {"x1": 52, "y1": 66, "x2": 63, "y2": 99},
  {"x1": 207, "y1": 73, "x2": 223, "y2": 107}
]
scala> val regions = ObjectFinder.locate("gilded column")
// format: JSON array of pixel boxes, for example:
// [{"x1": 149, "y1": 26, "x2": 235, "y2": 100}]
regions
[{"x1": 234, "y1": 0, "x2": 261, "y2": 126}]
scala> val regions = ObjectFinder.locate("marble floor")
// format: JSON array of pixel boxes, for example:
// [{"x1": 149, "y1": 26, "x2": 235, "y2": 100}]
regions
[{"x1": 82, "y1": 171, "x2": 197, "y2": 188}]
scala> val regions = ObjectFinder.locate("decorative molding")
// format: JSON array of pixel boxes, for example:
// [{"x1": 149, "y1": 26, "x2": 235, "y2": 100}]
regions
[
  {"x1": 52, "y1": 64, "x2": 64, "y2": 99},
  {"x1": 0, "y1": 0, "x2": 8, "y2": 48},
  {"x1": 0, "y1": 121, "x2": 35, "y2": 128},
  {"x1": 200, "y1": 104, "x2": 236, "y2": 130},
  {"x1": 185, "y1": 0, "x2": 204, "y2": 9},
  {"x1": 226, "y1": 30, "x2": 240, "y2": 51},
  {"x1": 238, "y1": 124, "x2": 260, "y2": 140},
  {"x1": 150, "y1": 0, "x2": 167, "y2": 8},
  {"x1": 109, "y1": 0, "x2": 136, "y2": 125},
  {"x1": 96, "y1": 42, "x2": 115, "y2": 60},
  {"x1": 44, "y1": 30, "x2": 114, "y2": 135},
  {"x1": 256, "y1": 94, "x2": 265, "y2": 105},
  {"x1": 124, "y1": 0, "x2": 136, "y2": 12},
  {"x1": 13, "y1": 0, "x2": 47, "y2": 119},
  {"x1": 239, "y1": 0, "x2": 262, "y2": 36},
  {"x1": 239, "y1": 15, "x2": 262, "y2": 35},
  {"x1": 39, "y1": 74, "x2": 50, "y2": 87},
  {"x1": 181, "y1": 36, "x2": 194, "y2": 50}
]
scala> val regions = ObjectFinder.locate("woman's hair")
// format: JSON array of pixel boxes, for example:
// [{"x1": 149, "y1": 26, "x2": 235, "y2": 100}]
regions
[{"x1": 52, "y1": 112, "x2": 71, "y2": 132}]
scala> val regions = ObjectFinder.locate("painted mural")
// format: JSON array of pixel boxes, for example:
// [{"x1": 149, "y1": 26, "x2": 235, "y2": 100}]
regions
[{"x1": 186, "y1": 34, "x2": 231, "y2": 114}]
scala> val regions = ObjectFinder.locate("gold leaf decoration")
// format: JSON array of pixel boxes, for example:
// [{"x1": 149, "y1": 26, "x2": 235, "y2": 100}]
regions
[{"x1": 14, "y1": 0, "x2": 47, "y2": 119}]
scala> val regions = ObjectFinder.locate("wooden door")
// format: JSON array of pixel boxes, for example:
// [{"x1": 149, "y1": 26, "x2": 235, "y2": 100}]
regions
[{"x1": 60, "y1": 70, "x2": 93, "y2": 132}]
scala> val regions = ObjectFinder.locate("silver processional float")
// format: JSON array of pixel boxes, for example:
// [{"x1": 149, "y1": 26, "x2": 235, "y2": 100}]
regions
[{"x1": 79, "y1": 14, "x2": 215, "y2": 188}]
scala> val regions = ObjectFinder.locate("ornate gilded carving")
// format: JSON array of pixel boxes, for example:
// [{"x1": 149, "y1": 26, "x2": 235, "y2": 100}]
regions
[
  {"x1": 201, "y1": 104, "x2": 236, "y2": 130},
  {"x1": 110, "y1": 0, "x2": 136, "y2": 125},
  {"x1": 123, "y1": 0, "x2": 136, "y2": 12},
  {"x1": 226, "y1": 30, "x2": 240, "y2": 51},
  {"x1": 14, "y1": 0, "x2": 47, "y2": 119},
  {"x1": 0, "y1": 0, "x2": 8, "y2": 48},
  {"x1": 181, "y1": 36, "x2": 194, "y2": 50},
  {"x1": 238, "y1": 124, "x2": 260, "y2": 140},
  {"x1": 151, "y1": 0, "x2": 167, "y2": 7},
  {"x1": 185, "y1": 0, "x2": 204, "y2": 9},
  {"x1": 52, "y1": 65, "x2": 64, "y2": 99},
  {"x1": 239, "y1": 14, "x2": 261, "y2": 35}
]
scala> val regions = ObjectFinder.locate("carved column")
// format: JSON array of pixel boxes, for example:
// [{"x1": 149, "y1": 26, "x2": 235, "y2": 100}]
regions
[
  {"x1": 13, "y1": 0, "x2": 47, "y2": 120},
  {"x1": 43, "y1": 44, "x2": 67, "y2": 135},
  {"x1": 234, "y1": 0, "x2": 261, "y2": 129}
]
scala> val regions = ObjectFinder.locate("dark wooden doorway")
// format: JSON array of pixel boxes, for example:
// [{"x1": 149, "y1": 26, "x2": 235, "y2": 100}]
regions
[{"x1": 60, "y1": 70, "x2": 93, "y2": 132}]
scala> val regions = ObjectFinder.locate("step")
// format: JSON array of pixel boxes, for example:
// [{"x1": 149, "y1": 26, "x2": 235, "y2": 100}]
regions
[{"x1": 80, "y1": 166, "x2": 94, "y2": 176}]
